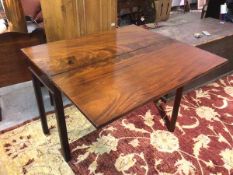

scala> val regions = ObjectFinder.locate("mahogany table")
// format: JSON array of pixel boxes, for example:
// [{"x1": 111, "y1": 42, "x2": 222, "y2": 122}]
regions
[{"x1": 22, "y1": 25, "x2": 227, "y2": 161}]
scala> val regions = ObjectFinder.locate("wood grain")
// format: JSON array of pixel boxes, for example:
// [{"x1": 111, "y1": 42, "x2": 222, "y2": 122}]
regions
[
  {"x1": 2, "y1": 0, "x2": 27, "y2": 33},
  {"x1": 51, "y1": 41, "x2": 226, "y2": 127},
  {"x1": 22, "y1": 25, "x2": 172, "y2": 76},
  {"x1": 40, "y1": 0, "x2": 64, "y2": 42},
  {"x1": 22, "y1": 26, "x2": 227, "y2": 128},
  {"x1": 79, "y1": 0, "x2": 117, "y2": 35},
  {"x1": 41, "y1": 0, "x2": 117, "y2": 42}
]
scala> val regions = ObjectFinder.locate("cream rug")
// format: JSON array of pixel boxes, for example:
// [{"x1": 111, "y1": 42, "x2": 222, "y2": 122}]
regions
[{"x1": 0, "y1": 106, "x2": 95, "y2": 175}]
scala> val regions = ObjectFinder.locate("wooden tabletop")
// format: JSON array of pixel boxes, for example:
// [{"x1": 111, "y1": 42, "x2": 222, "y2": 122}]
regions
[
  {"x1": 22, "y1": 25, "x2": 227, "y2": 128},
  {"x1": 22, "y1": 25, "x2": 171, "y2": 76}
]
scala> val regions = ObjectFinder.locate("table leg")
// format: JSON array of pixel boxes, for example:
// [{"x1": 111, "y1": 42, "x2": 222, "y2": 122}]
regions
[
  {"x1": 169, "y1": 87, "x2": 183, "y2": 132},
  {"x1": 53, "y1": 87, "x2": 71, "y2": 161},
  {"x1": 31, "y1": 73, "x2": 50, "y2": 135},
  {"x1": 49, "y1": 91, "x2": 54, "y2": 106}
]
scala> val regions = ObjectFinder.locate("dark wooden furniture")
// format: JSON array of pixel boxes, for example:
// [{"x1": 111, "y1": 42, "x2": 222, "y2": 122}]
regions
[
  {"x1": 22, "y1": 25, "x2": 227, "y2": 161},
  {"x1": 0, "y1": 28, "x2": 45, "y2": 121},
  {"x1": 205, "y1": 0, "x2": 226, "y2": 19},
  {"x1": 0, "y1": 0, "x2": 46, "y2": 121},
  {"x1": 0, "y1": 29, "x2": 46, "y2": 88},
  {"x1": 155, "y1": 14, "x2": 233, "y2": 90}
]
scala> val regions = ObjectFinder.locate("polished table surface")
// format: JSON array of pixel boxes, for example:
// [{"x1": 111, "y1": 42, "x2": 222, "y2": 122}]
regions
[
  {"x1": 22, "y1": 25, "x2": 227, "y2": 128},
  {"x1": 22, "y1": 26, "x2": 168, "y2": 76}
]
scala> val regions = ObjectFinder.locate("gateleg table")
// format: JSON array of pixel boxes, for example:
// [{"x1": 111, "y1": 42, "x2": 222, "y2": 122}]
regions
[{"x1": 22, "y1": 25, "x2": 227, "y2": 161}]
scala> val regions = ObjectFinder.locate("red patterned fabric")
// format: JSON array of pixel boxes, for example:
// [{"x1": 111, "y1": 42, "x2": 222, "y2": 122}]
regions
[{"x1": 69, "y1": 75, "x2": 233, "y2": 175}]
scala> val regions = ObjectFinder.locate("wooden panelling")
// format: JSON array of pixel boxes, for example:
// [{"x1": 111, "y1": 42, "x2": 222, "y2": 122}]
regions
[
  {"x1": 62, "y1": 0, "x2": 81, "y2": 40},
  {"x1": 41, "y1": 0, "x2": 117, "y2": 42},
  {"x1": 80, "y1": 0, "x2": 116, "y2": 35},
  {"x1": 2, "y1": 0, "x2": 27, "y2": 33},
  {"x1": 40, "y1": 0, "x2": 66, "y2": 42}
]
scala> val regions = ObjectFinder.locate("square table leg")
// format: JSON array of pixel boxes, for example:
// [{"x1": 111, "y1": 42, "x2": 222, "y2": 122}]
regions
[
  {"x1": 169, "y1": 87, "x2": 183, "y2": 132},
  {"x1": 49, "y1": 91, "x2": 54, "y2": 106},
  {"x1": 31, "y1": 69, "x2": 71, "y2": 161},
  {"x1": 52, "y1": 87, "x2": 71, "y2": 161},
  {"x1": 156, "y1": 87, "x2": 183, "y2": 132},
  {"x1": 31, "y1": 73, "x2": 50, "y2": 135}
]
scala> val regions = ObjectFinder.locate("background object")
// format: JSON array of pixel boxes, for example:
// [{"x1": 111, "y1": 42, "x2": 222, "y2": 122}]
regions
[
  {"x1": 206, "y1": 0, "x2": 226, "y2": 19},
  {"x1": 2, "y1": 0, "x2": 27, "y2": 33},
  {"x1": 154, "y1": 0, "x2": 172, "y2": 22},
  {"x1": 118, "y1": 0, "x2": 156, "y2": 26},
  {"x1": 0, "y1": 0, "x2": 3, "y2": 10},
  {"x1": 20, "y1": 0, "x2": 41, "y2": 19},
  {"x1": 172, "y1": 0, "x2": 196, "y2": 6},
  {"x1": 198, "y1": 0, "x2": 206, "y2": 9},
  {"x1": 0, "y1": 19, "x2": 7, "y2": 33}
]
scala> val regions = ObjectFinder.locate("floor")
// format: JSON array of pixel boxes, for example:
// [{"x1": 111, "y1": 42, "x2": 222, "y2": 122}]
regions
[
  {"x1": 0, "y1": 10, "x2": 228, "y2": 131},
  {"x1": 0, "y1": 81, "x2": 70, "y2": 131}
]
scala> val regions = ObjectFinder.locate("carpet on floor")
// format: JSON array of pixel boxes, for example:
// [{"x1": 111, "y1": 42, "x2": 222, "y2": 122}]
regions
[{"x1": 0, "y1": 74, "x2": 233, "y2": 175}]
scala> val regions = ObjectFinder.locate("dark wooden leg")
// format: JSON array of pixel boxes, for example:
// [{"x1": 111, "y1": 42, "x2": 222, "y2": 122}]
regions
[
  {"x1": 31, "y1": 73, "x2": 50, "y2": 135},
  {"x1": 169, "y1": 87, "x2": 183, "y2": 132},
  {"x1": 53, "y1": 87, "x2": 71, "y2": 161},
  {"x1": 49, "y1": 91, "x2": 54, "y2": 106}
]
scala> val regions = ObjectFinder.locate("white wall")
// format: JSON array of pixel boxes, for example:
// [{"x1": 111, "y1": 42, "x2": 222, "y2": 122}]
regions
[{"x1": 172, "y1": 0, "x2": 197, "y2": 7}]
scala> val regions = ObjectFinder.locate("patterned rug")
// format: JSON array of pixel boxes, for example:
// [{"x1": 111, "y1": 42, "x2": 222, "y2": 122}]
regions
[
  {"x1": 0, "y1": 74, "x2": 233, "y2": 175},
  {"x1": 0, "y1": 107, "x2": 95, "y2": 175},
  {"x1": 68, "y1": 75, "x2": 233, "y2": 175}
]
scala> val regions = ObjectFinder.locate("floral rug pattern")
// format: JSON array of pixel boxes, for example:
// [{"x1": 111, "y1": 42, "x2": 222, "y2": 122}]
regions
[
  {"x1": 69, "y1": 74, "x2": 233, "y2": 175},
  {"x1": 0, "y1": 74, "x2": 233, "y2": 175},
  {"x1": 0, "y1": 107, "x2": 95, "y2": 175}
]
